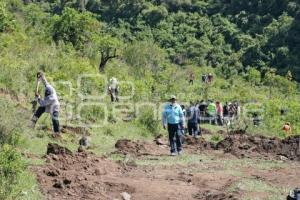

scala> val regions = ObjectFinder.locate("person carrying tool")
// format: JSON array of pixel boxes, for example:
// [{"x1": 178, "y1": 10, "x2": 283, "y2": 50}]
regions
[{"x1": 30, "y1": 72, "x2": 61, "y2": 137}]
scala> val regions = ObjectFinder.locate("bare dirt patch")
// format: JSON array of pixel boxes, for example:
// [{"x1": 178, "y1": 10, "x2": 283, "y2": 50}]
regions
[
  {"x1": 36, "y1": 143, "x2": 240, "y2": 200},
  {"x1": 35, "y1": 133, "x2": 300, "y2": 200},
  {"x1": 216, "y1": 133, "x2": 300, "y2": 161}
]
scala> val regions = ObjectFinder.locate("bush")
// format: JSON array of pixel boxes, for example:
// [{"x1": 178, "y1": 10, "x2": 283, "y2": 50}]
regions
[
  {"x1": 137, "y1": 107, "x2": 160, "y2": 137},
  {"x1": 0, "y1": 144, "x2": 26, "y2": 200},
  {"x1": 211, "y1": 134, "x2": 223, "y2": 143},
  {"x1": 0, "y1": 1, "x2": 16, "y2": 33}
]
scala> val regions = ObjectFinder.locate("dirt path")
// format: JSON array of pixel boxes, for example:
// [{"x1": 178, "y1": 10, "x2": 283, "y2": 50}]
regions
[{"x1": 34, "y1": 136, "x2": 300, "y2": 200}]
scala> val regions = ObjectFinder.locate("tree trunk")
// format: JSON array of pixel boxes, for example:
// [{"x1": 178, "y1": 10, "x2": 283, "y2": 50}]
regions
[{"x1": 98, "y1": 48, "x2": 117, "y2": 72}]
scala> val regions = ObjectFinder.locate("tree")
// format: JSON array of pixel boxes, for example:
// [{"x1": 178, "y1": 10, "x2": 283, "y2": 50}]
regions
[
  {"x1": 50, "y1": 8, "x2": 100, "y2": 50},
  {"x1": 93, "y1": 35, "x2": 121, "y2": 72},
  {"x1": 123, "y1": 41, "x2": 166, "y2": 74},
  {"x1": 247, "y1": 68, "x2": 261, "y2": 86},
  {"x1": 264, "y1": 68, "x2": 277, "y2": 98},
  {"x1": 142, "y1": 5, "x2": 168, "y2": 26}
]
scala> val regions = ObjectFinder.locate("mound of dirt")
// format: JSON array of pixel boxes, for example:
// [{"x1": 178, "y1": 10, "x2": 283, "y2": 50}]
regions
[
  {"x1": 36, "y1": 151, "x2": 126, "y2": 200},
  {"x1": 61, "y1": 125, "x2": 90, "y2": 135},
  {"x1": 216, "y1": 134, "x2": 300, "y2": 160},
  {"x1": 47, "y1": 143, "x2": 73, "y2": 155},
  {"x1": 115, "y1": 139, "x2": 166, "y2": 156},
  {"x1": 184, "y1": 136, "x2": 214, "y2": 150},
  {"x1": 194, "y1": 190, "x2": 237, "y2": 200}
]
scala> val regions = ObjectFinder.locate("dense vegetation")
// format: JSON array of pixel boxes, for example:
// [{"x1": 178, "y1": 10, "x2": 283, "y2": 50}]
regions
[
  {"x1": 0, "y1": 0, "x2": 300, "y2": 199},
  {"x1": 15, "y1": 0, "x2": 300, "y2": 80}
]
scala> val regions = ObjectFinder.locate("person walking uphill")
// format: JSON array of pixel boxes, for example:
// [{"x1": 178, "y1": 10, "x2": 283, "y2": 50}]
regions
[
  {"x1": 31, "y1": 72, "x2": 60, "y2": 137},
  {"x1": 163, "y1": 95, "x2": 185, "y2": 156}
]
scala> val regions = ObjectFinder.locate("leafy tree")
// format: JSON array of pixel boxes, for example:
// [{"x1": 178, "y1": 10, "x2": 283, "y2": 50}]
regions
[
  {"x1": 142, "y1": 5, "x2": 168, "y2": 26},
  {"x1": 50, "y1": 8, "x2": 100, "y2": 49},
  {"x1": 247, "y1": 68, "x2": 261, "y2": 86},
  {"x1": 123, "y1": 40, "x2": 166, "y2": 74},
  {"x1": 92, "y1": 34, "x2": 121, "y2": 72}
]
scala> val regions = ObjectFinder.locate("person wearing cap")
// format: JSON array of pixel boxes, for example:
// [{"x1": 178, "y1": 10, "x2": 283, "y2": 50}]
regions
[
  {"x1": 31, "y1": 72, "x2": 60, "y2": 137},
  {"x1": 162, "y1": 95, "x2": 185, "y2": 156}
]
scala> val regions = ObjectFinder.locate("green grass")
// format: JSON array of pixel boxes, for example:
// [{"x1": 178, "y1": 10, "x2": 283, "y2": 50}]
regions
[
  {"x1": 227, "y1": 178, "x2": 288, "y2": 200},
  {"x1": 135, "y1": 154, "x2": 211, "y2": 166},
  {"x1": 88, "y1": 122, "x2": 154, "y2": 155},
  {"x1": 16, "y1": 171, "x2": 44, "y2": 200}
]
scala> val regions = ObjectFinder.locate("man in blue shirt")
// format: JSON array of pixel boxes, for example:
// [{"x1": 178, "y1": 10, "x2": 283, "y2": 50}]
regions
[{"x1": 162, "y1": 95, "x2": 185, "y2": 156}]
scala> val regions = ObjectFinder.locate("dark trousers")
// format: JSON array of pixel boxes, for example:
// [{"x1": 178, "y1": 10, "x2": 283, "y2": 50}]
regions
[
  {"x1": 168, "y1": 124, "x2": 182, "y2": 153},
  {"x1": 34, "y1": 106, "x2": 60, "y2": 133},
  {"x1": 188, "y1": 122, "x2": 199, "y2": 136},
  {"x1": 217, "y1": 115, "x2": 224, "y2": 126},
  {"x1": 110, "y1": 89, "x2": 119, "y2": 102}
]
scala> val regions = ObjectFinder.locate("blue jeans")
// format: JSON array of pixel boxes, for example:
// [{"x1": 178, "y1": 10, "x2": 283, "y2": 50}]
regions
[
  {"x1": 168, "y1": 124, "x2": 182, "y2": 153},
  {"x1": 34, "y1": 106, "x2": 60, "y2": 133}
]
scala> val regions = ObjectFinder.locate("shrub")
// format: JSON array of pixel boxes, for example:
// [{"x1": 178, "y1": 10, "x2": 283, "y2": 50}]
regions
[
  {"x1": 137, "y1": 107, "x2": 160, "y2": 137},
  {"x1": 0, "y1": 1, "x2": 16, "y2": 33},
  {"x1": 0, "y1": 145, "x2": 26, "y2": 200}
]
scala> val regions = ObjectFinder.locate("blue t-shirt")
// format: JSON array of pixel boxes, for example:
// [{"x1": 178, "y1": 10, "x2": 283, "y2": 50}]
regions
[{"x1": 163, "y1": 103, "x2": 185, "y2": 125}]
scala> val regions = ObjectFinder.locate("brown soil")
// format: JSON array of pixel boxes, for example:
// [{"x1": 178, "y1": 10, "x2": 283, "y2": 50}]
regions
[
  {"x1": 36, "y1": 143, "x2": 240, "y2": 200},
  {"x1": 115, "y1": 139, "x2": 167, "y2": 156},
  {"x1": 216, "y1": 133, "x2": 300, "y2": 161},
  {"x1": 35, "y1": 133, "x2": 300, "y2": 200},
  {"x1": 115, "y1": 134, "x2": 300, "y2": 161}
]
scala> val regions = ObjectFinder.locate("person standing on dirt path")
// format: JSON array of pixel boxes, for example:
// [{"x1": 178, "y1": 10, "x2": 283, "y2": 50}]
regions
[
  {"x1": 31, "y1": 72, "x2": 60, "y2": 137},
  {"x1": 163, "y1": 95, "x2": 185, "y2": 156},
  {"x1": 187, "y1": 102, "x2": 201, "y2": 138},
  {"x1": 108, "y1": 77, "x2": 119, "y2": 102}
]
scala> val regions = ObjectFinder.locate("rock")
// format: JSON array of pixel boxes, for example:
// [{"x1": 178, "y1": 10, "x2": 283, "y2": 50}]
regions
[
  {"x1": 78, "y1": 145, "x2": 85, "y2": 153},
  {"x1": 45, "y1": 169, "x2": 60, "y2": 177},
  {"x1": 279, "y1": 155, "x2": 288, "y2": 161},
  {"x1": 51, "y1": 155, "x2": 59, "y2": 161},
  {"x1": 53, "y1": 180, "x2": 64, "y2": 189},
  {"x1": 47, "y1": 143, "x2": 73, "y2": 155},
  {"x1": 121, "y1": 192, "x2": 131, "y2": 200},
  {"x1": 155, "y1": 138, "x2": 167, "y2": 145},
  {"x1": 63, "y1": 178, "x2": 72, "y2": 185}
]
